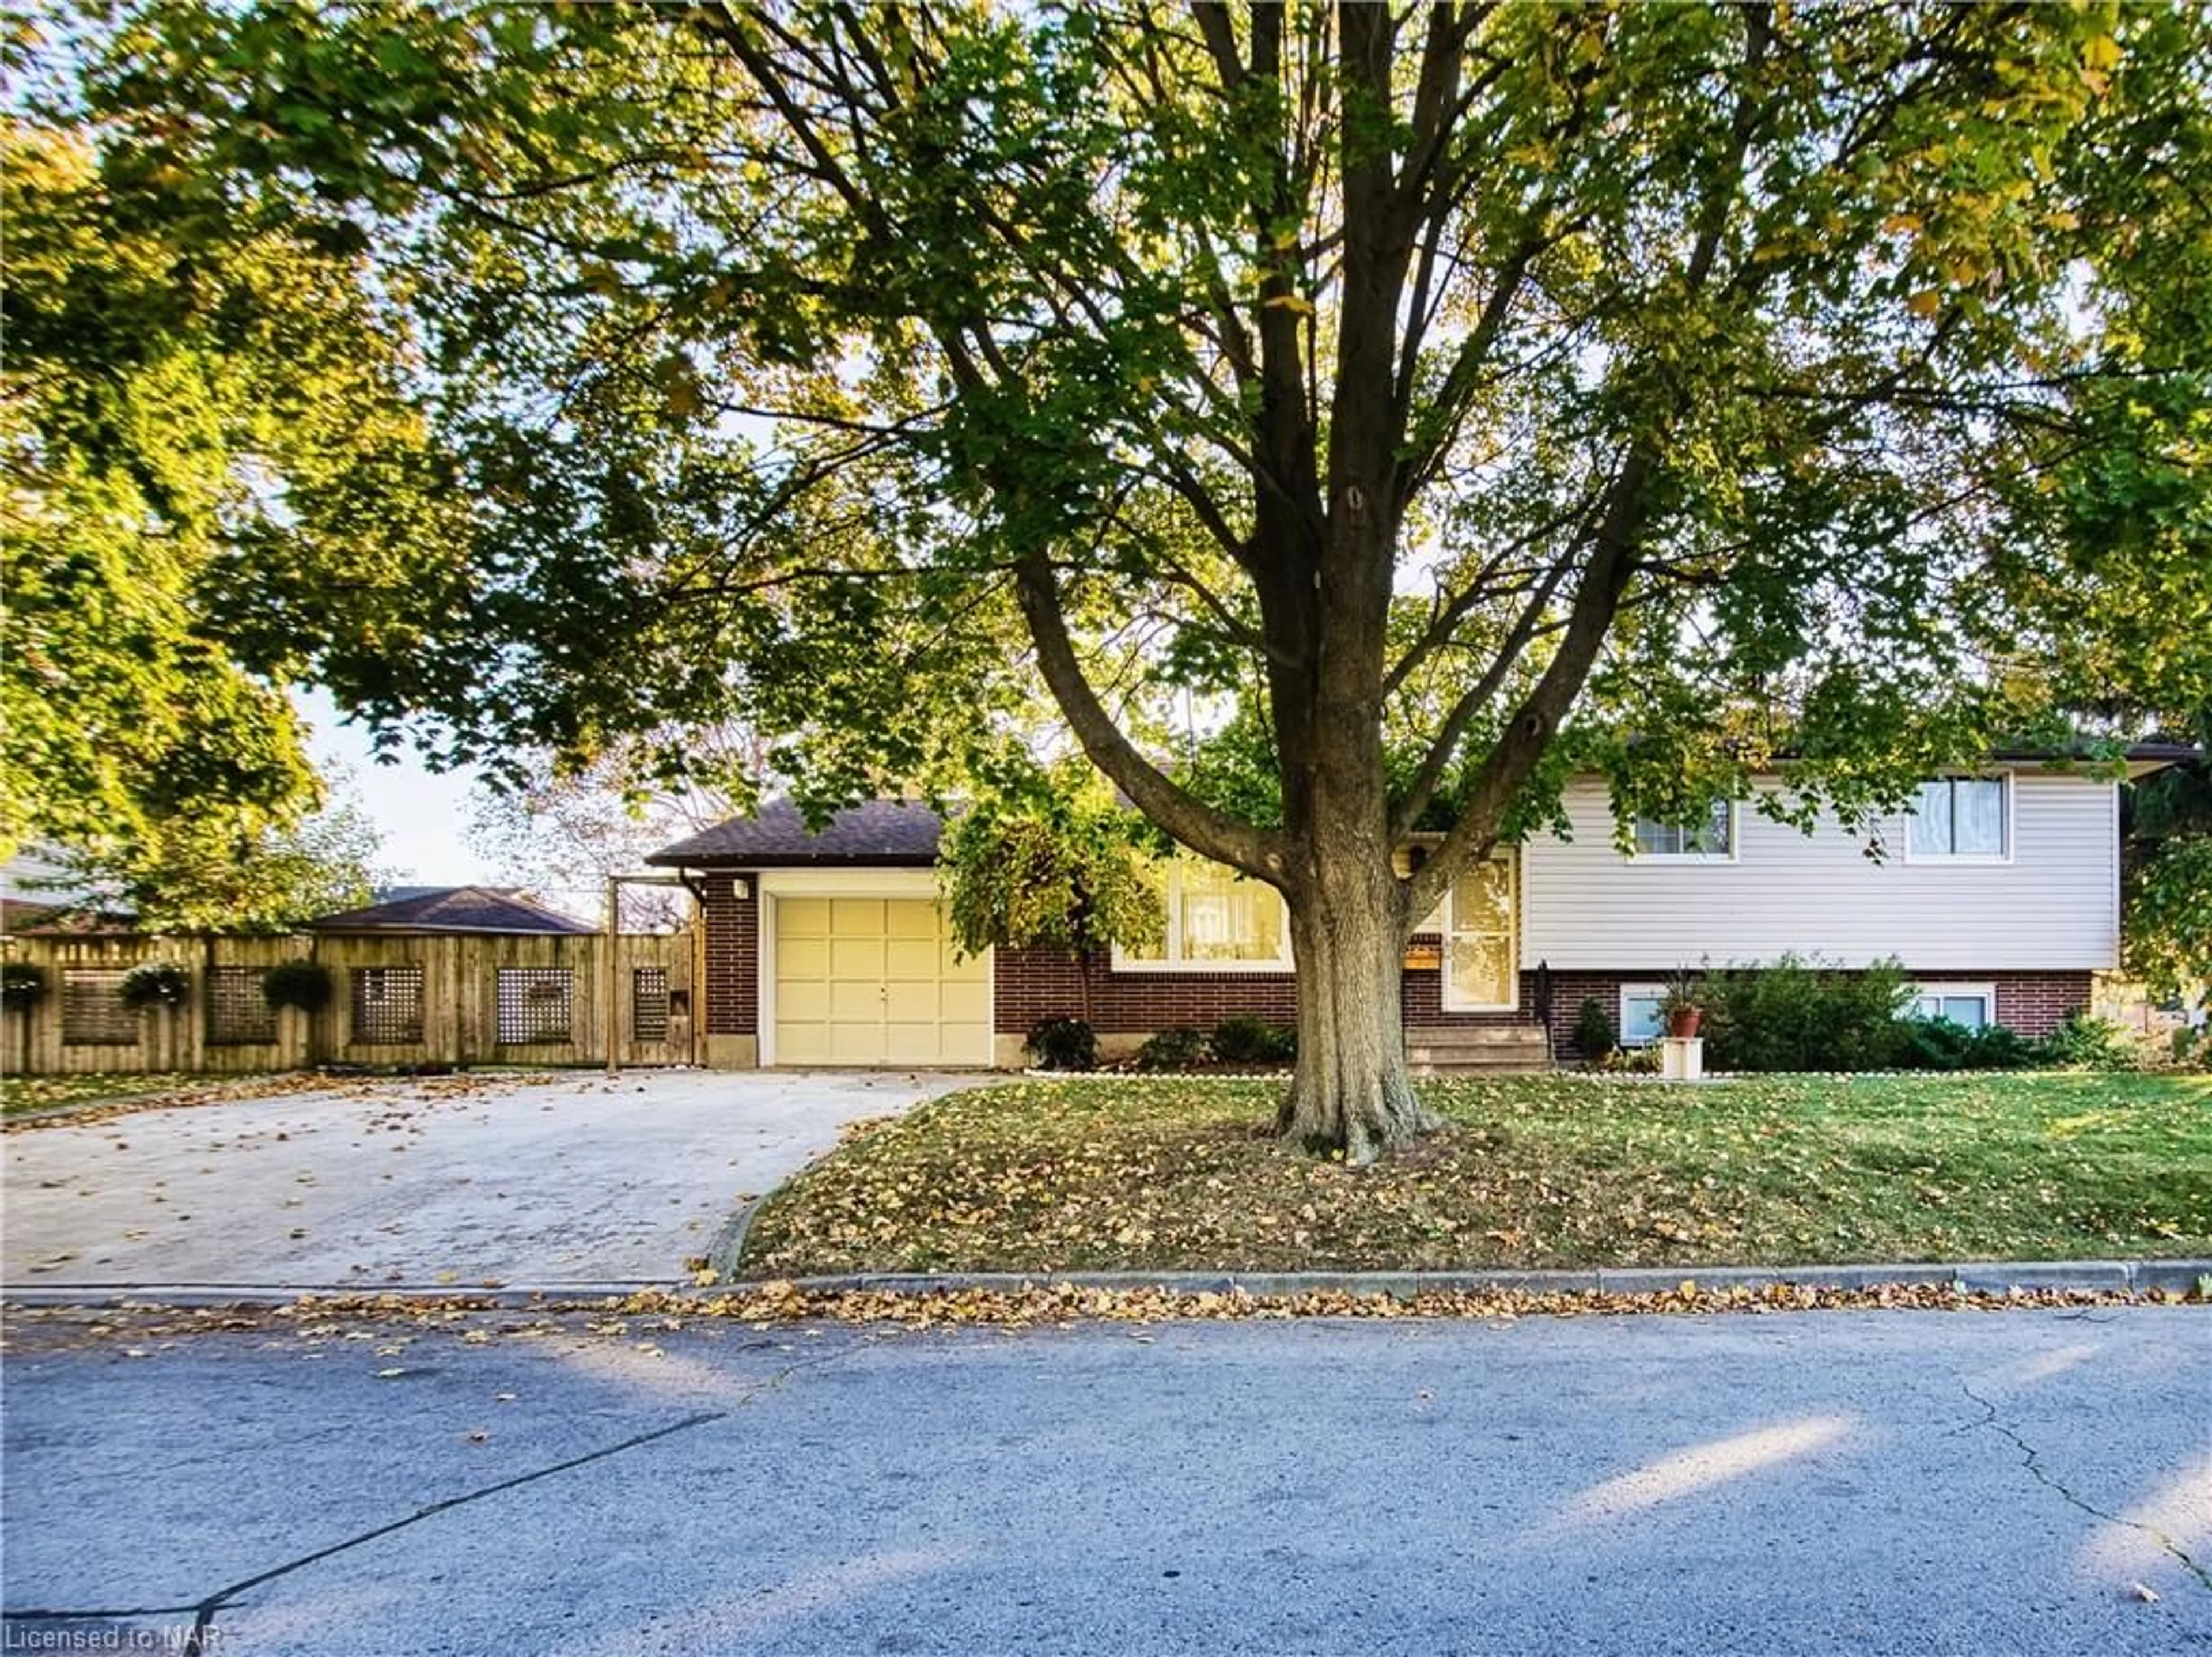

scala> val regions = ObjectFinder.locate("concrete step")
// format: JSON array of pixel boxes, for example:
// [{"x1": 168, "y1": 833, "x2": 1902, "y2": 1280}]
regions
[
  {"x1": 1406, "y1": 1024, "x2": 1550, "y2": 1075},
  {"x1": 1406, "y1": 1024, "x2": 1546, "y2": 1047}
]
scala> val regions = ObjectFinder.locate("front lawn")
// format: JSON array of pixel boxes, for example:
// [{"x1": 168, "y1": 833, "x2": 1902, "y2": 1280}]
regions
[
  {"x1": 2, "y1": 1070, "x2": 319, "y2": 1121},
  {"x1": 740, "y1": 1072, "x2": 2212, "y2": 1276}
]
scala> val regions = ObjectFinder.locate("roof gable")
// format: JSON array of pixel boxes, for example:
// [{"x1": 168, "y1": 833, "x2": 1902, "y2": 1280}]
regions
[{"x1": 308, "y1": 886, "x2": 596, "y2": 935}]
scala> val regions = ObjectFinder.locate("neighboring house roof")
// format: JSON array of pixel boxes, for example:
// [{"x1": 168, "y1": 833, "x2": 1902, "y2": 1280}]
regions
[
  {"x1": 0, "y1": 897, "x2": 135, "y2": 936},
  {"x1": 308, "y1": 885, "x2": 597, "y2": 935},
  {"x1": 647, "y1": 799, "x2": 946, "y2": 868}
]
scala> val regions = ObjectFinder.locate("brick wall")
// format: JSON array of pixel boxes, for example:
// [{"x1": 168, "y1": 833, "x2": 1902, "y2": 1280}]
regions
[
  {"x1": 1991, "y1": 971, "x2": 2094, "y2": 1036},
  {"x1": 994, "y1": 940, "x2": 1531, "y2": 1036},
  {"x1": 699, "y1": 880, "x2": 757, "y2": 1036},
  {"x1": 993, "y1": 945, "x2": 1298, "y2": 1033}
]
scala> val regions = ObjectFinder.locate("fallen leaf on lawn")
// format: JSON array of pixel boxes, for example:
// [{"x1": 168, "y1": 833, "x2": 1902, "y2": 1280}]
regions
[
  {"x1": 376, "y1": 1367, "x2": 407, "y2": 1378},
  {"x1": 2132, "y1": 1583, "x2": 2160, "y2": 1604}
]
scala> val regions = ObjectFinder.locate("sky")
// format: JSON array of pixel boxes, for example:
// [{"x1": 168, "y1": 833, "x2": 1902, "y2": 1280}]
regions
[{"x1": 293, "y1": 686, "x2": 493, "y2": 887}]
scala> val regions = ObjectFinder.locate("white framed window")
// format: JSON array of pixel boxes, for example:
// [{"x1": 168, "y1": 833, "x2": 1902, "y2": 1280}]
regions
[
  {"x1": 1631, "y1": 799, "x2": 1735, "y2": 861},
  {"x1": 1906, "y1": 775, "x2": 2009, "y2": 862},
  {"x1": 1905, "y1": 983, "x2": 1997, "y2": 1030},
  {"x1": 1620, "y1": 982, "x2": 1668, "y2": 1047},
  {"x1": 1112, "y1": 860, "x2": 1293, "y2": 973}
]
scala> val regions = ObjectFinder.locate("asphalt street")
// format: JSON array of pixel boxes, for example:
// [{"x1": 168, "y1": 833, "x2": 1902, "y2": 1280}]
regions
[{"x1": 3, "y1": 1304, "x2": 2206, "y2": 1655}]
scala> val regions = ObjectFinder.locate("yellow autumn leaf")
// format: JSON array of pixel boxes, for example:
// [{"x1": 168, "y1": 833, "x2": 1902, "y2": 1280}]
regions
[
  {"x1": 1263, "y1": 292, "x2": 1315, "y2": 316},
  {"x1": 1907, "y1": 290, "x2": 1942, "y2": 319},
  {"x1": 2082, "y1": 35, "x2": 2120, "y2": 74}
]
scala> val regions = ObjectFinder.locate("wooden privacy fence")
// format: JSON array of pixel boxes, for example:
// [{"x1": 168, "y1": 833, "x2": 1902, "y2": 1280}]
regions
[{"x1": 0, "y1": 932, "x2": 696, "y2": 1076}]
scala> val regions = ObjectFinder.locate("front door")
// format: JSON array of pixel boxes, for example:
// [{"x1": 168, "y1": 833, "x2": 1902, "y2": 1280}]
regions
[{"x1": 1441, "y1": 850, "x2": 1517, "y2": 1011}]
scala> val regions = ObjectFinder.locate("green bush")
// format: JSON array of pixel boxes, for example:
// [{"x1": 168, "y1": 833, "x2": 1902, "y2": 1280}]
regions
[
  {"x1": 1894, "y1": 1016, "x2": 2034, "y2": 1072},
  {"x1": 1699, "y1": 955, "x2": 1911, "y2": 1073},
  {"x1": 1025, "y1": 1016, "x2": 1097, "y2": 1072},
  {"x1": 2033, "y1": 1011, "x2": 2136, "y2": 1072},
  {"x1": 262, "y1": 959, "x2": 334, "y2": 1014},
  {"x1": 1210, "y1": 1014, "x2": 1295, "y2": 1065},
  {"x1": 1135, "y1": 1026, "x2": 1209, "y2": 1071},
  {"x1": 119, "y1": 961, "x2": 191, "y2": 1011},
  {"x1": 1571, "y1": 996, "x2": 1617, "y2": 1064},
  {"x1": 1, "y1": 962, "x2": 48, "y2": 1008}
]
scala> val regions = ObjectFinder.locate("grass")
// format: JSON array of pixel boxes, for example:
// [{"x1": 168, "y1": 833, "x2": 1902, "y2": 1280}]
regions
[
  {"x1": 1, "y1": 1070, "x2": 315, "y2": 1120},
  {"x1": 740, "y1": 1071, "x2": 2212, "y2": 1277}
]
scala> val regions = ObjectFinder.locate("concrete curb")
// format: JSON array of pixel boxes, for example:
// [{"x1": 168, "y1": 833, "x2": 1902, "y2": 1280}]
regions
[
  {"x1": 740, "y1": 1259, "x2": 2212, "y2": 1300},
  {"x1": 0, "y1": 1280, "x2": 685, "y2": 1311},
  {"x1": 5, "y1": 1260, "x2": 2205, "y2": 1314}
]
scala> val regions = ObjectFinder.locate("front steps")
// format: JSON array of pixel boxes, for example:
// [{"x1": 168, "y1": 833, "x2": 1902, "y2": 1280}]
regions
[{"x1": 1406, "y1": 1023, "x2": 1551, "y2": 1076}]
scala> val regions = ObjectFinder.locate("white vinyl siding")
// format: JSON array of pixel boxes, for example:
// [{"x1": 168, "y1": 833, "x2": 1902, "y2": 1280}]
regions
[{"x1": 1521, "y1": 771, "x2": 2118, "y2": 971}]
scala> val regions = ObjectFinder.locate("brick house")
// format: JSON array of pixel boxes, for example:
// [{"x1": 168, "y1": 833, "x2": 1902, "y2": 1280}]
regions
[{"x1": 647, "y1": 751, "x2": 2189, "y2": 1070}]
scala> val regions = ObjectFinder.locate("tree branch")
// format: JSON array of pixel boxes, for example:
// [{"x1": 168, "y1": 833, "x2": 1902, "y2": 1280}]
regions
[{"x1": 1014, "y1": 555, "x2": 1285, "y2": 882}]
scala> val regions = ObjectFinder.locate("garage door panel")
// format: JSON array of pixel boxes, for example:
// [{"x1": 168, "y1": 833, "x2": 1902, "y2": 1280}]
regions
[
  {"x1": 830, "y1": 898, "x2": 884, "y2": 932},
  {"x1": 830, "y1": 981, "x2": 884, "y2": 1022},
  {"x1": 884, "y1": 980, "x2": 942, "y2": 1025},
  {"x1": 940, "y1": 981, "x2": 989, "y2": 1024},
  {"x1": 777, "y1": 1024, "x2": 833, "y2": 1066},
  {"x1": 885, "y1": 938, "x2": 941, "y2": 980},
  {"x1": 776, "y1": 936, "x2": 831, "y2": 979},
  {"x1": 830, "y1": 936, "x2": 885, "y2": 979},
  {"x1": 885, "y1": 899, "x2": 940, "y2": 939},
  {"x1": 779, "y1": 980, "x2": 832, "y2": 1022},
  {"x1": 779, "y1": 897, "x2": 832, "y2": 938}
]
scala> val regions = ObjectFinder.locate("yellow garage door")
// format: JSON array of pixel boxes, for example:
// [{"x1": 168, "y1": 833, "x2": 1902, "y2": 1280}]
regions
[{"x1": 772, "y1": 895, "x2": 990, "y2": 1066}]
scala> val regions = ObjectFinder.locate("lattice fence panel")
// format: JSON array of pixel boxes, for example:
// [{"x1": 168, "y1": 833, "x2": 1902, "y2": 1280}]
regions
[
  {"x1": 497, "y1": 967, "x2": 573, "y2": 1045},
  {"x1": 351, "y1": 966, "x2": 425, "y2": 1045},
  {"x1": 206, "y1": 966, "x2": 278, "y2": 1045}
]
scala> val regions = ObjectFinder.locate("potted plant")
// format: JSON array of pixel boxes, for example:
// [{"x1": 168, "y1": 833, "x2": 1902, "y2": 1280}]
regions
[
  {"x1": 119, "y1": 960, "x2": 192, "y2": 1012},
  {"x1": 262, "y1": 958, "x2": 334, "y2": 1015},
  {"x1": 1, "y1": 961, "x2": 48, "y2": 1010},
  {"x1": 1657, "y1": 970, "x2": 1703, "y2": 1040}
]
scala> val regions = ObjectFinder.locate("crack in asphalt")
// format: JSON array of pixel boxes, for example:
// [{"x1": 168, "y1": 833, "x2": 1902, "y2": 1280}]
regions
[
  {"x1": 5, "y1": 1331, "x2": 881, "y2": 1651},
  {"x1": 1958, "y1": 1379, "x2": 2211, "y2": 1594}
]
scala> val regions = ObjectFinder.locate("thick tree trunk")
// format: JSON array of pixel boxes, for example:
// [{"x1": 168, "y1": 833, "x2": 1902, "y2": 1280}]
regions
[{"x1": 1274, "y1": 849, "x2": 1439, "y2": 1164}]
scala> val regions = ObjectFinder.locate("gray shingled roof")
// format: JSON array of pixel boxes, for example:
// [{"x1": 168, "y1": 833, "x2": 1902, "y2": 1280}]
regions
[
  {"x1": 646, "y1": 799, "x2": 945, "y2": 867},
  {"x1": 309, "y1": 886, "x2": 597, "y2": 935}
]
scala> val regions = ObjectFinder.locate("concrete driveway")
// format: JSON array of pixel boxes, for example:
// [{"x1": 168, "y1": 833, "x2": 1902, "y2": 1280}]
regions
[{"x1": 2, "y1": 1070, "x2": 982, "y2": 1294}]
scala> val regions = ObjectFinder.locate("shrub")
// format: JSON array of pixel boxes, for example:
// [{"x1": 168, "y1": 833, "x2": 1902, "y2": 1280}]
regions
[
  {"x1": 1893, "y1": 1016, "x2": 2036, "y2": 1072},
  {"x1": 1025, "y1": 1015, "x2": 1097, "y2": 1072},
  {"x1": 262, "y1": 959, "x2": 335, "y2": 1014},
  {"x1": 1135, "y1": 1026, "x2": 1209, "y2": 1072},
  {"x1": 1965, "y1": 1024, "x2": 2037, "y2": 1070},
  {"x1": 119, "y1": 961, "x2": 191, "y2": 1011},
  {"x1": 1210, "y1": 1014, "x2": 1295, "y2": 1065},
  {"x1": 1571, "y1": 996, "x2": 1617, "y2": 1064},
  {"x1": 2171, "y1": 1024, "x2": 2209, "y2": 1073},
  {"x1": 1699, "y1": 954, "x2": 1911, "y2": 1072},
  {"x1": 1, "y1": 962, "x2": 48, "y2": 1008},
  {"x1": 2034, "y1": 1011, "x2": 2136, "y2": 1072}
]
